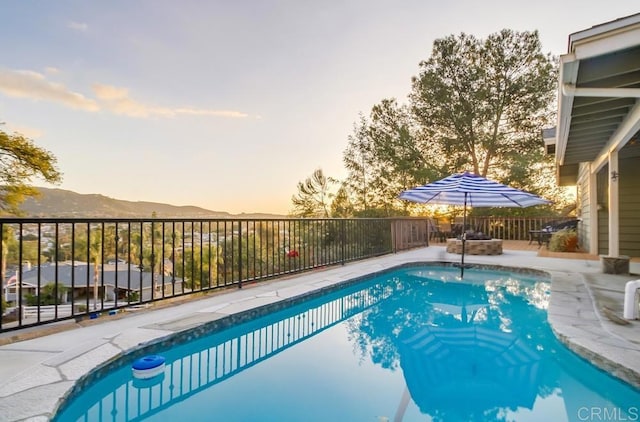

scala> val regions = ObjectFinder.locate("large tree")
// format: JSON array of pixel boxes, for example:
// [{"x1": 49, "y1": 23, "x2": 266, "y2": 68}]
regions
[
  {"x1": 330, "y1": 183, "x2": 354, "y2": 218},
  {"x1": 409, "y1": 29, "x2": 557, "y2": 191},
  {"x1": 300, "y1": 29, "x2": 562, "y2": 217},
  {"x1": 343, "y1": 113, "x2": 374, "y2": 213},
  {"x1": 343, "y1": 99, "x2": 442, "y2": 214},
  {"x1": 0, "y1": 129, "x2": 62, "y2": 214}
]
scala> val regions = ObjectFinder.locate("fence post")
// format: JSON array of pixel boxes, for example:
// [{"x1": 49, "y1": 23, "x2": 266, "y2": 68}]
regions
[
  {"x1": 238, "y1": 222, "x2": 243, "y2": 289},
  {"x1": 390, "y1": 219, "x2": 397, "y2": 253},
  {"x1": 341, "y1": 220, "x2": 346, "y2": 265}
]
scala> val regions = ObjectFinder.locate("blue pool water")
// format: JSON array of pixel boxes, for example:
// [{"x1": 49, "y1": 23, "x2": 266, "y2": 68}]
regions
[{"x1": 54, "y1": 266, "x2": 640, "y2": 422}]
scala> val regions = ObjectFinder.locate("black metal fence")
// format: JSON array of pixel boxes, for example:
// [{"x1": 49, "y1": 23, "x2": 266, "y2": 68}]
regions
[{"x1": 0, "y1": 217, "x2": 428, "y2": 333}]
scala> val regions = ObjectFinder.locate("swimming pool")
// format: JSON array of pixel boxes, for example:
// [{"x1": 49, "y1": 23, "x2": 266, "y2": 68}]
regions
[{"x1": 53, "y1": 265, "x2": 640, "y2": 422}]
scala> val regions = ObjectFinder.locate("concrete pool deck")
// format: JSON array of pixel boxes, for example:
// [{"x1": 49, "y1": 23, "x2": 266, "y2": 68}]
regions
[{"x1": 0, "y1": 245, "x2": 639, "y2": 421}]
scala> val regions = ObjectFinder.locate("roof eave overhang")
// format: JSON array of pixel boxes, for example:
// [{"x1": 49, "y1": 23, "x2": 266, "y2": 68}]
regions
[
  {"x1": 569, "y1": 16, "x2": 640, "y2": 60},
  {"x1": 555, "y1": 54, "x2": 579, "y2": 167},
  {"x1": 556, "y1": 14, "x2": 640, "y2": 180}
]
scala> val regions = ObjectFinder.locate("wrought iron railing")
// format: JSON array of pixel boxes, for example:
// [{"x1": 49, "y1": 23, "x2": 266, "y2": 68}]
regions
[{"x1": 0, "y1": 217, "x2": 428, "y2": 332}]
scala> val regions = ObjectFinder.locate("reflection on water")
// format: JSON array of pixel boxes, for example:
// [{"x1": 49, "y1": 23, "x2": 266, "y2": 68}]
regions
[
  {"x1": 400, "y1": 325, "x2": 541, "y2": 416},
  {"x1": 54, "y1": 266, "x2": 640, "y2": 422}
]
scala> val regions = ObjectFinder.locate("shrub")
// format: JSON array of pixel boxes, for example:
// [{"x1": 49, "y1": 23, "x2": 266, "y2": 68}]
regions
[
  {"x1": 127, "y1": 291, "x2": 140, "y2": 303},
  {"x1": 549, "y1": 229, "x2": 578, "y2": 252},
  {"x1": 25, "y1": 282, "x2": 68, "y2": 305}
]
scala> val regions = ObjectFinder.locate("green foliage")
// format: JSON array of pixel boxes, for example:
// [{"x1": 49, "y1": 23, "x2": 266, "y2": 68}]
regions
[
  {"x1": 127, "y1": 291, "x2": 140, "y2": 303},
  {"x1": 469, "y1": 204, "x2": 558, "y2": 218},
  {"x1": 330, "y1": 184, "x2": 354, "y2": 217},
  {"x1": 177, "y1": 243, "x2": 219, "y2": 289},
  {"x1": 410, "y1": 30, "x2": 556, "y2": 183},
  {"x1": 4, "y1": 239, "x2": 41, "y2": 266},
  {"x1": 0, "y1": 130, "x2": 62, "y2": 215},
  {"x1": 291, "y1": 168, "x2": 336, "y2": 217},
  {"x1": 343, "y1": 100, "x2": 442, "y2": 215},
  {"x1": 548, "y1": 229, "x2": 578, "y2": 252},
  {"x1": 353, "y1": 207, "x2": 408, "y2": 218},
  {"x1": 343, "y1": 113, "x2": 374, "y2": 211},
  {"x1": 25, "y1": 282, "x2": 68, "y2": 305},
  {"x1": 326, "y1": 29, "x2": 565, "y2": 217}
]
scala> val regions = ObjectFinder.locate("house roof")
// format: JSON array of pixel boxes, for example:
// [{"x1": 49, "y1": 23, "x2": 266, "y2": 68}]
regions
[
  {"x1": 16, "y1": 262, "x2": 181, "y2": 290},
  {"x1": 555, "y1": 13, "x2": 640, "y2": 185}
]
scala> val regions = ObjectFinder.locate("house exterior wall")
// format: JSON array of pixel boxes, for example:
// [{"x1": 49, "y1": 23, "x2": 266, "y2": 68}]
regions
[
  {"x1": 593, "y1": 158, "x2": 640, "y2": 257},
  {"x1": 576, "y1": 163, "x2": 591, "y2": 252},
  {"x1": 597, "y1": 167, "x2": 609, "y2": 255},
  {"x1": 619, "y1": 157, "x2": 640, "y2": 257}
]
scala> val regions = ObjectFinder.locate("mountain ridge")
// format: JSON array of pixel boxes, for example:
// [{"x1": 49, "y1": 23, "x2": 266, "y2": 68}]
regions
[{"x1": 18, "y1": 187, "x2": 286, "y2": 219}]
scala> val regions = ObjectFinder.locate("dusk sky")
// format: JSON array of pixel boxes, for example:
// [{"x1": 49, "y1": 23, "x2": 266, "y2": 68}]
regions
[{"x1": 1, "y1": 1, "x2": 638, "y2": 215}]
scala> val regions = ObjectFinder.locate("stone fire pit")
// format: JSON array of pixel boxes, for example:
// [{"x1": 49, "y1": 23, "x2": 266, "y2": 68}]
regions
[{"x1": 445, "y1": 238, "x2": 503, "y2": 255}]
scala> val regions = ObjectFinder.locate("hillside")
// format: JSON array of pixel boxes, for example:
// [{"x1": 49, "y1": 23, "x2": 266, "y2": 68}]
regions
[{"x1": 18, "y1": 187, "x2": 285, "y2": 219}]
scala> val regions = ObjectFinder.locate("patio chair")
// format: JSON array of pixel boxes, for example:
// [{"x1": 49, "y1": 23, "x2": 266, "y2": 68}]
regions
[
  {"x1": 427, "y1": 219, "x2": 439, "y2": 242},
  {"x1": 528, "y1": 219, "x2": 580, "y2": 248},
  {"x1": 435, "y1": 221, "x2": 453, "y2": 242}
]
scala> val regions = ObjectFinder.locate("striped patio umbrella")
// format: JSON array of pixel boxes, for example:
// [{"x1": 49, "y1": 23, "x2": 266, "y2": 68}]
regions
[{"x1": 399, "y1": 172, "x2": 550, "y2": 277}]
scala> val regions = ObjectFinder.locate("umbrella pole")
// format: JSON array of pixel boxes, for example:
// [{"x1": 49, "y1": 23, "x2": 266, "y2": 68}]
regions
[{"x1": 460, "y1": 193, "x2": 467, "y2": 278}]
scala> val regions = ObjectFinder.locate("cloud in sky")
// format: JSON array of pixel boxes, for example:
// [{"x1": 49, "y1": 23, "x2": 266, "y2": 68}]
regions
[
  {"x1": 93, "y1": 83, "x2": 249, "y2": 118},
  {"x1": 68, "y1": 21, "x2": 88, "y2": 32},
  {"x1": 0, "y1": 68, "x2": 250, "y2": 119},
  {"x1": 0, "y1": 68, "x2": 99, "y2": 111},
  {"x1": 6, "y1": 124, "x2": 44, "y2": 139}
]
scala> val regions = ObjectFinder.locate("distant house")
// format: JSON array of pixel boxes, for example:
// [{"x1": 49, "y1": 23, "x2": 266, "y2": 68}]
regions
[
  {"x1": 3, "y1": 277, "x2": 39, "y2": 303},
  {"x1": 547, "y1": 13, "x2": 640, "y2": 266},
  {"x1": 3, "y1": 261, "x2": 184, "y2": 303}
]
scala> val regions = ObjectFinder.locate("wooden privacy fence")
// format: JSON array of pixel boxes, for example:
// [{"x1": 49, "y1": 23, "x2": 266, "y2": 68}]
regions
[
  {"x1": 392, "y1": 218, "x2": 430, "y2": 251},
  {"x1": 464, "y1": 216, "x2": 575, "y2": 241}
]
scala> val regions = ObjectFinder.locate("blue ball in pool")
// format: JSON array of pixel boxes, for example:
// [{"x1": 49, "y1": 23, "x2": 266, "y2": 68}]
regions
[{"x1": 132, "y1": 355, "x2": 166, "y2": 379}]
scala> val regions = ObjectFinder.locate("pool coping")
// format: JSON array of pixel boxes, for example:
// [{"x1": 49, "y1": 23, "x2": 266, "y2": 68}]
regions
[
  {"x1": 548, "y1": 271, "x2": 640, "y2": 388},
  {"x1": 0, "y1": 248, "x2": 639, "y2": 421}
]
